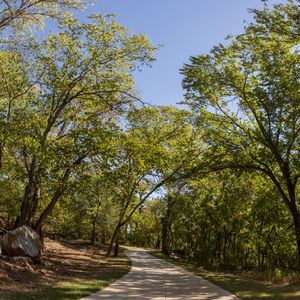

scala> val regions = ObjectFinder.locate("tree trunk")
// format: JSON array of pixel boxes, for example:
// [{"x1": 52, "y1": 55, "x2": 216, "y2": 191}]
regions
[
  {"x1": 155, "y1": 236, "x2": 161, "y2": 249},
  {"x1": 217, "y1": 232, "x2": 221, "y2": 265},
  {"x1": 292, "y1": 213, "x2": 300, "y2": 270},
  {"x1": 106, "y1": 223, "x2": 121, "y2": 257},
  {"x1": 14, "y1": 157, "x2": 38, "y2": 228},
  {"x1": 161, "y1": 194, "x2": 175, "y2": 256},
  {"x1": 0, "y1": 142, "x2": 3, "y2": 169},
  {"x1": 161, "y1": 216, "x2": 170, "y2": 256},
  {"x1": 223, "y1": 234, "x2": 228, "y2": 264},
  {"x1": 101, "y1": 231, "x2": 106, "y2": 244},
  {"x1": 91, "y1": 217, "x2": 97, "y2": 245},
  {"x1": 15, "y1": 180, "x2": 38, "y2": 228},
  {"x1": 28, "y1": 177, "x2": 41, "y2": 226},
  {"x1": 114, "y1": 231, "x2": 120, "y2": 257},
  {"x1": 90, "y1": 199, "x2": 101, "y2": 245},
  {"x1": 34, "y1": 167, "x2": 71, "y2": 233}
]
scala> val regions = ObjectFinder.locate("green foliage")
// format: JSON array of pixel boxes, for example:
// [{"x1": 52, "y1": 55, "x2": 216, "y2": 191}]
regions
[
  {"x1": 127, "y1": 199, "x2": 163, "y2": 247},
  {"x1": 180, "y1": 0, "x2": 300, "y2": 268},
  {"x1": 0, "y1": 5, "x2": 157, "y2": 232},
  {"x1": 124, "y1": 1, "x2": 300, "y2": 273},
  {"x1": 0, "y1": 0, "x2": 85, "y2": 32},
  {"x1": 0, "y1": 0, "x2": 299, "y2": 279}
]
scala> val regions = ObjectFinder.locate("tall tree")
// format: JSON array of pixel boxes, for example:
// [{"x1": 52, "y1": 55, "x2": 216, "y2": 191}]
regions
[
  {"x1": 181, "y1": 1, "x2": 300, "y2": 267},
  {"x1": 7, "y1": 15, "x2": 156, "y2": 231}
]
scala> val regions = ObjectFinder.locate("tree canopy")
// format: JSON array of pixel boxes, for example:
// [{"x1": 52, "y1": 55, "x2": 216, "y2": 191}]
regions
[
  {"x1": 181, "y1": 0, "x2": 300, "y2": 268},
  {"x1": 0, "y1": 0, "x2": 299, "y2": 275}
]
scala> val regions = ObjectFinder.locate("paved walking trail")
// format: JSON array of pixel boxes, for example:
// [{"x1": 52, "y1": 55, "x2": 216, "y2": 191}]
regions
[{"x1": 82, "y1": 249, "x2": 240, "y2": 300}]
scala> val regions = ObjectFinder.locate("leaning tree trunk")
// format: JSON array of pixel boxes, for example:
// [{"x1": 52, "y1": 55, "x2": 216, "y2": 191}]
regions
[
  {"x1": 34, "y1": 167, "x2": 71, "y2": 233},
  {"x1": 106, "y1": 223, "x2": 122, "y2": 257}
]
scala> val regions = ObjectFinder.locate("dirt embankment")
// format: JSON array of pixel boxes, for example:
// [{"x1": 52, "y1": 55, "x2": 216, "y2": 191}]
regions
[{"x1": 0, "y1": 239, "x2": 129, "y2": 299}]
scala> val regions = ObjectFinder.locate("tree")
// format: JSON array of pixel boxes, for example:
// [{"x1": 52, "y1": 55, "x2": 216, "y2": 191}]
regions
[
  {"x1": 160, "y1": 182, "x2": 186, "y2": 256},
  {"x1": 105, "y1": 106, "x2": 200, "y2": 256},
  {"x1": 181, "y1": 1, "x2": 300, "y2": 268},
  {"x1": 5, "y1": 14, "x2": 156, "y2": 232},
  {"x1": 0, "y1": 0, "x2": 85, "y2": 32},
  {"x1": 47, "y1": 161, "x2": 119, "y2": 244},
  {"x1": 127, "y1": 199, "x2": 163, "y2": 248}
]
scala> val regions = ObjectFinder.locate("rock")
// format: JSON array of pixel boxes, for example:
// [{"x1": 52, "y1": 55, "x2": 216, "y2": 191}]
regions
[
  {"x1": 2, "y1": 226, "x2": 42, "y2": 258},
  {"x1": 11, "y1": 256, "x2": 33, "y2": 263}
]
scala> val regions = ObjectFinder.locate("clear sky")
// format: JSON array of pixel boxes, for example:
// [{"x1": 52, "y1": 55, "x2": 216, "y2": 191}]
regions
[{"x1": 80, "y1": 0, "x2": 285, "y2": 106}]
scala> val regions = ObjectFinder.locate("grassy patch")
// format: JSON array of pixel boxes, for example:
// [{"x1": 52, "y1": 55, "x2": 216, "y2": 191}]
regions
[
  {"x1": 4, "y1": 270, "x2": 129, "y2": 300},
  {"x1": 150, "y1": 251, "x2": 300, "y2": 300},
  {"x1": 0, "y1": 240, "x2": 131, "y2": 300}
]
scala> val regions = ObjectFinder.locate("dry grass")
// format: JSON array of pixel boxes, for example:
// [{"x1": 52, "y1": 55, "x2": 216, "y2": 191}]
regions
[{"x1": 0, "y1": 239, "x2": 131, "y2": 300}]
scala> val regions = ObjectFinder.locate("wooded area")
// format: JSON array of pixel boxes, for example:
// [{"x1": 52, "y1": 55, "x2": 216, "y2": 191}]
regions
[{"x1": 0, "y1": 0, "x2": 299, "y2": 277}]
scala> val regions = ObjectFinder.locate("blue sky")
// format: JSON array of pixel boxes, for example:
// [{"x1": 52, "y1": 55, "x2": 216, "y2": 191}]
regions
[{"x1": 81, "y1": 0, "x2": 284, "y2": 106}]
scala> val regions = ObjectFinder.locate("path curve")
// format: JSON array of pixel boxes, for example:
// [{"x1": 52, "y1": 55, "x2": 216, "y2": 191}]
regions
[{"x1": 82, "y1": 249, "x2": 240, "y2": 300}]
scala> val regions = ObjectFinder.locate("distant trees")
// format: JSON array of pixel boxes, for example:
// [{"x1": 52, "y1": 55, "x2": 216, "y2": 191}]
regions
[
  {"x1": 132, "y1": 171, "x2": 295, "y2": 269},
  {"x1": 104, "y1": 106, "x2": 199, "y2": 256}
]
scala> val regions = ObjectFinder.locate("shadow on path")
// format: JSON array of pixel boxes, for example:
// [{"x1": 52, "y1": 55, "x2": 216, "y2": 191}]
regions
[{"x1": 81, "y1": 250, "x2": 240, "y2": 300}]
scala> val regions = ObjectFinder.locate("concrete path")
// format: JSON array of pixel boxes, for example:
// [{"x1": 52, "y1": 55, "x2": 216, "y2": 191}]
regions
[{"x1": 81, "y1": 250, "x2": 240, "y2": 300}]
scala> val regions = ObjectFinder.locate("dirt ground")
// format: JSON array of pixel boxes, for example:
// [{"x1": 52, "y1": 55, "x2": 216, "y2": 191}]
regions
[{"x1": 0, "y1": 239, "x2": 130, "y2": 299}]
